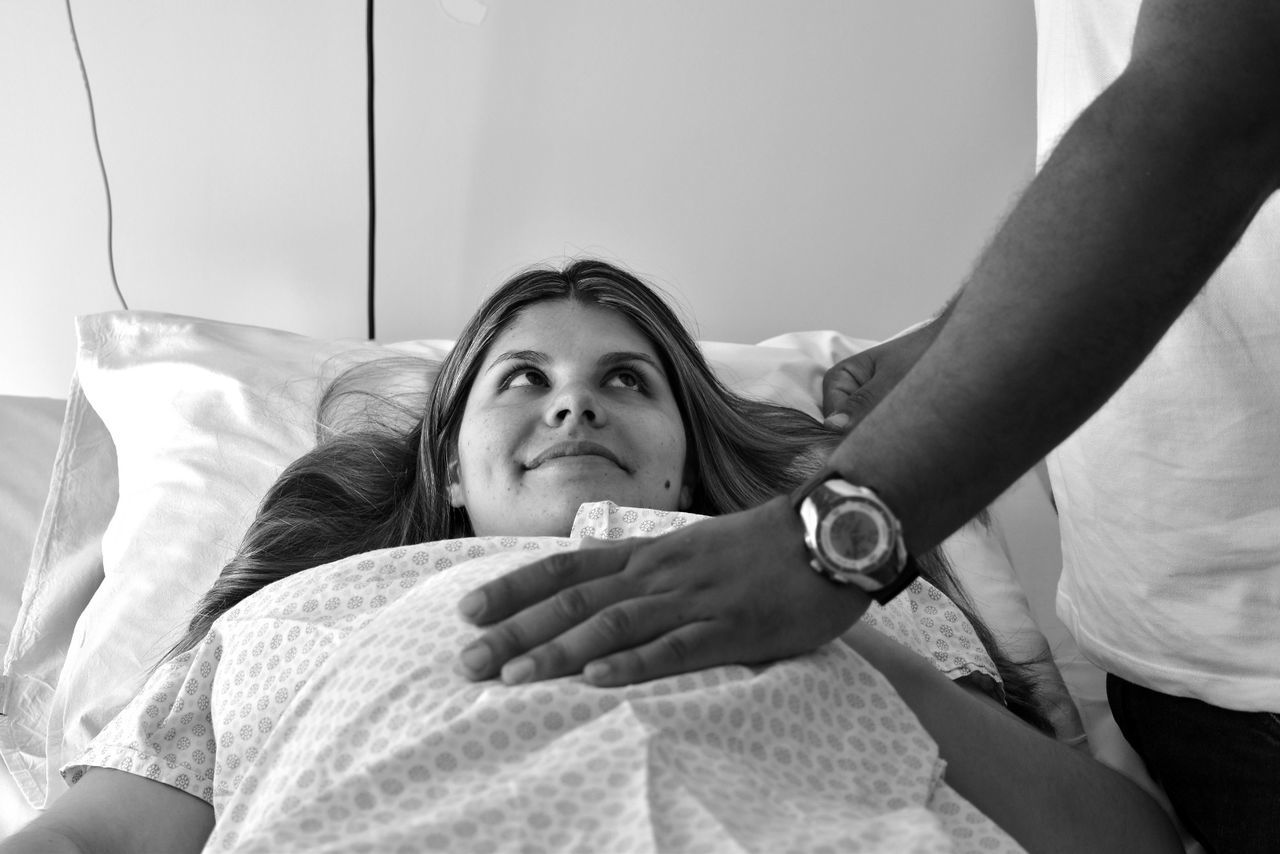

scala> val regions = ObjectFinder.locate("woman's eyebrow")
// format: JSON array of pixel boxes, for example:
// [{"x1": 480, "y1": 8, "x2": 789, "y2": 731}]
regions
[
  {"x1": 599, "y1": 351, "x2": 662, "y2": 372},
  {"x1": 484, "y1": 349, "x2": 546, "y2": 372}
]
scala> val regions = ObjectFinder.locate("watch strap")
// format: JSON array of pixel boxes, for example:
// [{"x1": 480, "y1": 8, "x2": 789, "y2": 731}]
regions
[
  {"x1": 868, "y1": 552, "x2": 920, "y2": 605},
  {"x1": 790, "y1": 466, "x2": 841, "y2": 511}
]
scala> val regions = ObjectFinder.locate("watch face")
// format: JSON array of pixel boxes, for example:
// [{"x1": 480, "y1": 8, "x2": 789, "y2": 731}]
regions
[
  {"x1": 796, "y1": 478, "x2": 911, "y2": 599},
  {"x1": 818, "y1": 502, "x2": 891, "y2": 573}
]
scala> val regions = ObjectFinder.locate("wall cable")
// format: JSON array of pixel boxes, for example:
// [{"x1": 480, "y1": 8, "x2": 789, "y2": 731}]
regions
[
  {"x1": 366, "y1": 0, "x2": 377, "y2": 340},
  {"x1": 65, "y1": 0, "x2": 128, "y2": 311},
  {"x1": 65, "y1": 2, "x2": 376, "y2": 324}
]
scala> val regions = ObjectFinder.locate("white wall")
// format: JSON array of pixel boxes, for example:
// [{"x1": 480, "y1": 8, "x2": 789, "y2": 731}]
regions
[{"x1": 0, "y1": 1, "x2": 1035, "y2": 399}]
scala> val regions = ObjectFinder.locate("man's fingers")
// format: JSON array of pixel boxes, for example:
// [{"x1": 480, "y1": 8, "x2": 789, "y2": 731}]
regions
[
  {"x1": 821, "y1": 354, "x2": 874, "y2": 418},
  {"x1": 824, "y1": 323, "x2": 940, "y2": 422},
  {"x1": 466, "y1": 592, "x2": 686, "y2": 684},
  {"x1": 822, "y1": 379, "x2": 885, "y2": 432},
  {"x1": 457, "y1": 575, "x2": 621, "y2": 680},
  {"x1": 457, "y1": 539, "x2": 641, "y2": 625},
  {"x1": 581, "y1": 622, "x2": 726, "y2": 687}
]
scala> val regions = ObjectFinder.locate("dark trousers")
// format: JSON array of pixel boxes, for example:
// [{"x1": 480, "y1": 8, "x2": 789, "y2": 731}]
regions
[{"x1": 1107, "y1": 674, "x2": 1280, "y2": 854}]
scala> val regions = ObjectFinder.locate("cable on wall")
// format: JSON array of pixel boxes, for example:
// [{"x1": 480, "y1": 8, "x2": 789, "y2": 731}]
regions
[
  {"x1": 66, "y1": 3, "x2": 379, "y2": 326},
  {"x1": 366, "y1": 0, "x2": 377, "y2": 340},
  {"x1": 65, "y1": 0, "x2": 128, "y2": 311}
]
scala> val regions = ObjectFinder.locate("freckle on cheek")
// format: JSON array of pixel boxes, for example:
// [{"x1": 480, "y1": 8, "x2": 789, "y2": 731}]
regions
[{"x1": 663, "y1": 480, "x2": 671, "y2": 490}]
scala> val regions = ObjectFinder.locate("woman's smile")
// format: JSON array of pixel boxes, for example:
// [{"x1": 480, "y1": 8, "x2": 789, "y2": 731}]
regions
[{"x1": 524, "y1": 440, "x2": 629, "y2": 471}]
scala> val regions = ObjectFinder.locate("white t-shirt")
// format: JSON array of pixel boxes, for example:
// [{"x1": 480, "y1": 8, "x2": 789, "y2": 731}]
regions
[
  {"x1": 65, "y1": 502, "x2": 1020, "y2": 853},
  {"x1": 1037, "y1": 0, "x2": 1280, "y2": 711}
]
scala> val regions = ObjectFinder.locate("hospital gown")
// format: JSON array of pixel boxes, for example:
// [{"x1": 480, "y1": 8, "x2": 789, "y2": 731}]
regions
[{"x1": 64, "y1": 502, "x2": 1024, "y2": 853}]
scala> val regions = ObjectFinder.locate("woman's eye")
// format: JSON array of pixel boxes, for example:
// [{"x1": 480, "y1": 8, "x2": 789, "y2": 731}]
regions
[
  {"x1": 503, "y1": 368, "x2": 547, "y2": 389},
  {"x1": 607, "y1": 370, "x2": 645, "y2": 391}
]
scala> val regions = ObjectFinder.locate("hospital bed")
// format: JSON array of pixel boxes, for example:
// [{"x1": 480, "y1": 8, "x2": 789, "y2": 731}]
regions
[{"x1": 0, "y1": 310, "x2": 1192, "y2": 846}]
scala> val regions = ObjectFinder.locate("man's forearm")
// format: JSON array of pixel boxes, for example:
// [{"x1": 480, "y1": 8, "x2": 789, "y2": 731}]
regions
[{"x1": 827, "y1": 1, "x2": 1280, "y2": 551}]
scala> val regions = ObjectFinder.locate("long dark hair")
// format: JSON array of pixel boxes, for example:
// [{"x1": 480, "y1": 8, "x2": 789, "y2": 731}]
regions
[{"x1": 163, "y1": 259, "x2": 1052, "y2": 733}]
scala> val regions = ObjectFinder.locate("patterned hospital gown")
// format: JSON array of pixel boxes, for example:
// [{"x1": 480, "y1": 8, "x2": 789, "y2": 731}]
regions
[{"x1": 65, "y1": 503, "x2": 1025, "y2": 853}]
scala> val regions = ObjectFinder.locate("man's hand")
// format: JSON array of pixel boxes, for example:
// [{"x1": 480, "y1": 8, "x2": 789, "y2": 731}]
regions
[
  {"x1": 821, "y1": 320, "x2": 940, "y2": 430},
  {"x1": 455, "y1": 496, "x2": 872, "y2": 687}
]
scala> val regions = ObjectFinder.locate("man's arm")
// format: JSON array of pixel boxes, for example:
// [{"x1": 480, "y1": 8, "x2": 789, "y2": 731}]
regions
[
  {"x1": 456, "y1": 0, "x2": 1280, "y2": 690},
  {"x1": 838, "y1": 0, "x2": 1280, "y2": 551}
]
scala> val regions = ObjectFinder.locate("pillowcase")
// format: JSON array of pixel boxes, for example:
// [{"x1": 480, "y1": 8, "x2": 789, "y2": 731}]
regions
[
  {"x1": 0, "y1": 311, "x2": 1067, "y2": 808},
  {"x1": 0, "y1": 394, "x2": 71, "y2": 821},
  {"x1": 0, "y1": 395, "x2": 67, "y2": 645}
]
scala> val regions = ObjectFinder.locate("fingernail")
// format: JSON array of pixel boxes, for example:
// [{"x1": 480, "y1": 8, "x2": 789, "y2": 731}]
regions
[
  {"x1": 458, "y1": 591, "x2": 485, "y2": 621},
  {"x1": 584, "y1": 661, "x2": 611, "y2": 684},
  {"x1": 824, "y1": 413, "x2": 850, "y2": 429},
  {"x1": 459, "y1": 644, "x2": 491, "y2": 675},
  {"x1": 501, "y1": 658, "x2": 535, "y2": 685}
]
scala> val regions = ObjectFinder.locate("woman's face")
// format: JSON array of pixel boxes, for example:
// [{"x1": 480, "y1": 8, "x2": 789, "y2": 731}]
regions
[{"x1": 451, "y1": 300, "x2": 691, "y2": 536}]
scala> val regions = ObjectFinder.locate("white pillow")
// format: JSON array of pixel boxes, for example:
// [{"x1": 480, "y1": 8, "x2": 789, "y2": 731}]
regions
[
  {"x1": 0, "y1": 311, "x2": 1067, "y2": 808},
  {"x1": 0, "y1": 396, "x2": 67, "y2": 644},
  {"x1": 0, "y1": 394, "x2": 69, "y2": 823}
]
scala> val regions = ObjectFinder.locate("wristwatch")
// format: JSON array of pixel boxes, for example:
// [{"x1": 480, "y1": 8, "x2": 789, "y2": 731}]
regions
[{"x1": 791, "y1": 473, "x2": 919, "y2": 604}]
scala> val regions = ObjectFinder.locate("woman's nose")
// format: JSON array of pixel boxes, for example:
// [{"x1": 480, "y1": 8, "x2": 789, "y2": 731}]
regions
[{"x1": 544, "y1": 383, "x2": 604, "y2": 426}]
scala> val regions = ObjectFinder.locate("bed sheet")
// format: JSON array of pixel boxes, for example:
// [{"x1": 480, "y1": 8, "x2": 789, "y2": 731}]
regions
[
  {"x1": 0, "y1": 394, "x2": 66, "y2": 835},
  {"x1": 69, "y1": 503, "x2": 1022, "y2": 853}
]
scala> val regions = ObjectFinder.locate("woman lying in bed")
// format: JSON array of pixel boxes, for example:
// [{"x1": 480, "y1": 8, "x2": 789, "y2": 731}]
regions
[{"x1": 1, "y1": 260, "x2": 1178, "y2": 854}]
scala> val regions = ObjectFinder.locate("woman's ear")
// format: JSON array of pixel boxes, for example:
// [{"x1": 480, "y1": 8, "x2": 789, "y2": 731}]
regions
[{"x1": 447, "y1": 455, "x2": 466, "y2": 508}]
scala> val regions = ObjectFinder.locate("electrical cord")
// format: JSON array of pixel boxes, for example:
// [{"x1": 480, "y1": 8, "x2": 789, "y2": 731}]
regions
[
  {"x1": 64, "y1": 1, "x2": 378, "y2": 328},
  {"x1": 65, "y1": 0, "x2": 128, "y2": 311},
  {"x1": 366, "y1": 0, "x2": 377, "y2": 340}
]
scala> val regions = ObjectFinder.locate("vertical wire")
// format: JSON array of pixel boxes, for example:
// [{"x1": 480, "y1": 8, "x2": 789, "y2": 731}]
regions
[
  {"x1": 366, "y1": 0, "x2": 377, "y2": 340},
  {"x1": 65, "y1": 0, "x2": 128, "y2": 310}
]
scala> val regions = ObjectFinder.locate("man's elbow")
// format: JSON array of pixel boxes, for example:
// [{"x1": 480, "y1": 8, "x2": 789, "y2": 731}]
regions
[{"x1": 1128, "y1": 0, "x2": 1280, "y2": 187}]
